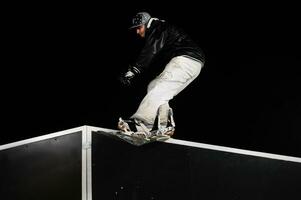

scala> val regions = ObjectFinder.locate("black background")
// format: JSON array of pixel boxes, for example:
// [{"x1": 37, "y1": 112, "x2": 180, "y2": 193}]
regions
[{"x1": 2, "y1": 2, "x2": 300, "y2": 157}]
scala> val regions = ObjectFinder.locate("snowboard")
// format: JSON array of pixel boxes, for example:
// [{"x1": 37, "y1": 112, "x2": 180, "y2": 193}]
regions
[{"x1": 105, "y1": 130, "x2": 171, "y2": 146}]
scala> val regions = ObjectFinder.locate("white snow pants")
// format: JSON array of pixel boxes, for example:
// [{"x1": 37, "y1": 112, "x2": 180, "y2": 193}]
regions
[{"x1": 131, "y1": 56, "x2": 204, "y2": 126}]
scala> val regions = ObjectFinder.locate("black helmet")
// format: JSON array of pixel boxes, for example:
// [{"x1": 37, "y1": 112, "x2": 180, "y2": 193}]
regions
[{"x1": 129, "y1": 12, "x2": 151, "y2": 29}]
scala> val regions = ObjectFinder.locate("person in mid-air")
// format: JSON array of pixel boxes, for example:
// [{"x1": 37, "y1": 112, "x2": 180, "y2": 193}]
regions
[{"x1": 119, "y1": 11, "x2": 205, "y2": 138}]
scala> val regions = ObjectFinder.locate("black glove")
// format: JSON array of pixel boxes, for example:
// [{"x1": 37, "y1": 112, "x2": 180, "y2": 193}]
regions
[
  {"x1": 119, "y1": 66, "x2": 140, "y2": 87},
  {"x1": 120, "y1": 70, "x2": 135, "y2": 86}
]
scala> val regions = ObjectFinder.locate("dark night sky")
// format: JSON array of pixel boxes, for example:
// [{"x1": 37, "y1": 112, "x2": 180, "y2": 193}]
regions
[{"x1": 2, "y1": 2, "x2": 301, "y2": 157}]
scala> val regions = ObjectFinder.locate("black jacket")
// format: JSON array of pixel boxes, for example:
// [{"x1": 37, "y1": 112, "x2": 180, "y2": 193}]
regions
[{"x1": 132, "y1": 19, "x2": 205, "y2": 74}]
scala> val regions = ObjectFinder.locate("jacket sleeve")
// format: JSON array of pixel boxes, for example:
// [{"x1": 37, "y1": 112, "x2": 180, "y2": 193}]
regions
[{"x1": 132, "y1": 29, "x2": 167, "y2": 73}]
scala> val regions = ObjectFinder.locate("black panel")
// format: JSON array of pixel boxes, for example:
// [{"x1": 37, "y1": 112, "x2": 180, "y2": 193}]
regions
[
  {"x1": 92, "y1": 132, "x2": 191, "y2": 199},
  {"x1": 92, "y1": 131, "x2": 301, "y2": 200},
  {"x1": 188, "y1": 149, "x2": 301, "y2": 200},
  {"x1": 0, "y1": 132, "x2": 82, "y2": 200}
]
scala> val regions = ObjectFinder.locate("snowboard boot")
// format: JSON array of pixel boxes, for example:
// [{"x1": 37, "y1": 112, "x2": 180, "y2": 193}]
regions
[{"x1": 118, "y1": 118, "x2": 152, "y2": 139}]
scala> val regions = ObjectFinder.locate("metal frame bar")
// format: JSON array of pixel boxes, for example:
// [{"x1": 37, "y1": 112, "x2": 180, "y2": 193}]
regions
[
  {"x1": 0, "y1": 126, "x2": 85, "y2": 150},
  {"x1": 82, "y1": 126, "x2": 88, "y2": 200},
  {"x1": 165, "y1": 138, "x2": 301, "y2": 163}
]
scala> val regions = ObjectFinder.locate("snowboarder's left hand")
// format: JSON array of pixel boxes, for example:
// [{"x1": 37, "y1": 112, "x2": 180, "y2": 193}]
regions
[
  {"x1": 119, "y1": 65, "x2": 140, "y2": 87},
  {"x1": 119, "y1": 71, "x2": 134, "y2": 86}
]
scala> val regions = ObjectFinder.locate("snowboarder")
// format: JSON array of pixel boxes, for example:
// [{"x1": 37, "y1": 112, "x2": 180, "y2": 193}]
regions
[{"x1": 119, "y1": 11, "x2": 205, "y2": 138}]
